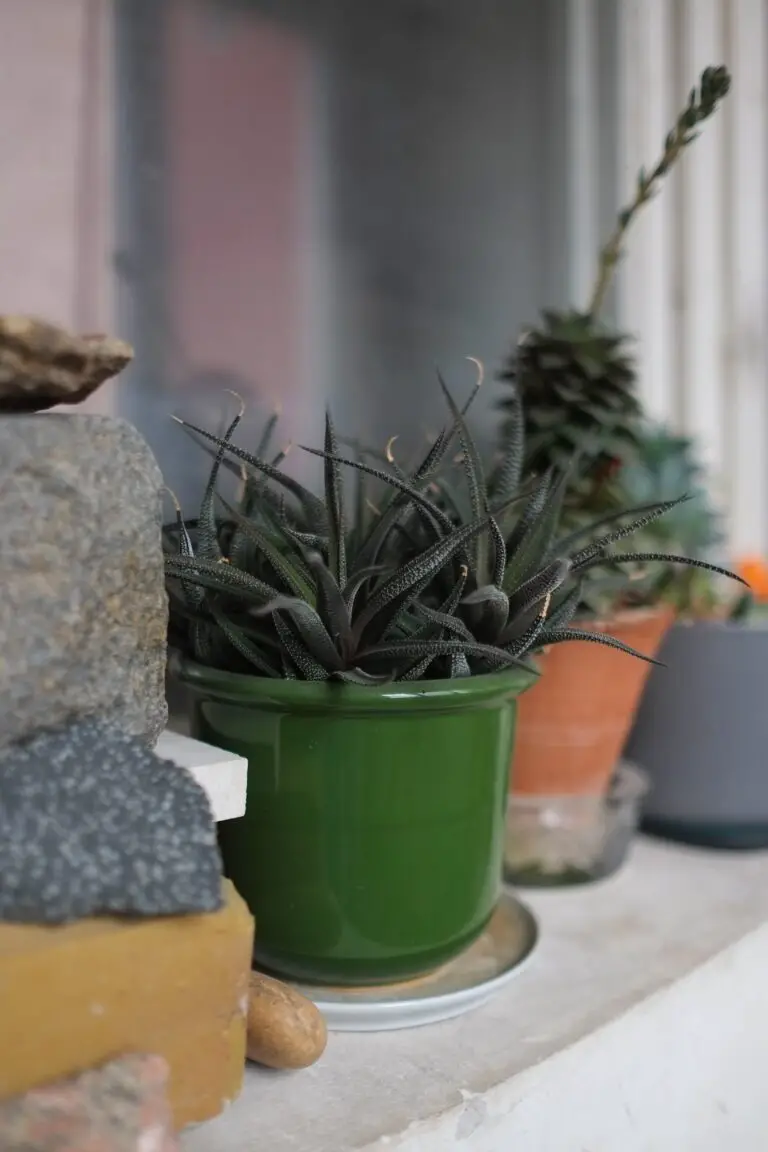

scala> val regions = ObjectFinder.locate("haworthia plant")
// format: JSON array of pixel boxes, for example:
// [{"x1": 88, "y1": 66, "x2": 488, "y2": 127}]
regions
[{"x1": 164, "y1": 377, "x2": 746, "y2": 683}]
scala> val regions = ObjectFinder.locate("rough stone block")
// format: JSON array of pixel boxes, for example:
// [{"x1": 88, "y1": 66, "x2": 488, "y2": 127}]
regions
[
  {"x1": 0, "y1": 880, "x2": 254, "y2": 1129},
  {"x1": 0, "y1": 1054, "x2": 178, "y2": 1151},
  {"x1": 0, "y1": 719, "x2": 223, "y2": 923},
  {"x1": 0, "y1": 414, "x2": 168, "y2": 747}
]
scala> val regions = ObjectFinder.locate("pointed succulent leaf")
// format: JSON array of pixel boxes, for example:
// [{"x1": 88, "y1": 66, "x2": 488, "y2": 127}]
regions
[
  {"x1": 503, "y1": 468, "x2": 570, "y2": 592},
  {"x1": 535, "y1": 627, "x2": 664, "y2": 665},
  {"x1": 323, "y1": 410, "x2": 347, "y2": 587},
  {"x1": 209, "y1": 603, "x2": 281, "y2": 677},
  {"x1": 570, "y1": 497, "x2": 692, "y2": 566},
  {"x1": 253, "y1": 596, "x2": 344, "y2": 670},
  {"x1": 505, "y1": 558, "x2": 571, "y2": 623},
  {"x1": 306, "y1": 551, "x2": 354, "y2": 660},
  {"x1": 544, "y1": 581, "x2": 583, "y2": 632},
  {"x1": 575, "y1": 551, "x2": 749, "y2": 585},
  {"x1": 216, "y1": 495, "x2": 316, "y2": 602},
  {"x1": 494, "y1": 389, "x2": 525, "y2": 503},
  {"x1": 164, "y1": 554, "x2": 279, "y2": 604},
  {"x1": 271, "y1": 612, "x2": 330, "y2": 680},
  {"x1": 357, "y1": 638, "x2": 527, "y2": 671},
  {"x1": 351, "y1": 516, "x2": 490, "y2": 644},
  {"x1": 195, "y1": 395, "x2": 245, "y2": 562},
  {"x1": 173, "y1": 415, "x2": 329, "y2": 531}
]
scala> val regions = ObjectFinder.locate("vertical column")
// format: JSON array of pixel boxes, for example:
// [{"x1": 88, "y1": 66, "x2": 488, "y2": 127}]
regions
[
  {"x1": 565, "y1": 0, "x2": 599, "y2": 309},
  {"x1": 616, "y1": 0, "x2": 676, "y2": 423},
  {"x1": 679, "y1": 0, "x2": 726, "y2": 480},
  {"x1": 725, "y1": 0, "x2": 768, "y2": 556}
]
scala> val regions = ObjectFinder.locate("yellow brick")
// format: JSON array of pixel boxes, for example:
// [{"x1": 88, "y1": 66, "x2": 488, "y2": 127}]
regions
[{"x1": 0, "y1": 880, "x2": 254, "y2": 1129}]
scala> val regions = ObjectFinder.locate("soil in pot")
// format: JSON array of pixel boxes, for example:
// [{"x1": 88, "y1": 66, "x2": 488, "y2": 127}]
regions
[
  {"x1": 177, "y1": 661, "x2": 537, "y2": 987},
  {"x1": 510, "y1": 606, "x2": 672, "y2": 797}
]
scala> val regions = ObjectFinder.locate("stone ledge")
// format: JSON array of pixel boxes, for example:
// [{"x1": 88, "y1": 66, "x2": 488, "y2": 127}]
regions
[
  {"x1": 181, "y1": 839, "x2": 768, "y2": 1151},
  {"x1": 155, "y1": 731, "x2": 247, "y2": 823}
]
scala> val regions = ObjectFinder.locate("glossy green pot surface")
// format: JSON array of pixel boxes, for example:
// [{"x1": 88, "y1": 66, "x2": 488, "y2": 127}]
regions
[{"x1": 178, "y1": 661, "x2": 537, "y2": 986}]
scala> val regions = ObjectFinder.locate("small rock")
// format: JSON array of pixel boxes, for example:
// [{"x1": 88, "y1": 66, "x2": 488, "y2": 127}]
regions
[
  {"x1": 246, "y1": 972, "x2": 328, "y2": 1070},
  {"x1": 0, "y1": 315, "x2": 133, "y2": 413},
  {"x1": 0, "y1": 414, "x2": 168, "y2": 747},
  {"x1": 0, "y1": 718, "x2": 223, "y2": 923},
  {"x1": 0, "y1": 1053, "x2": 178, "y2": 1151}
]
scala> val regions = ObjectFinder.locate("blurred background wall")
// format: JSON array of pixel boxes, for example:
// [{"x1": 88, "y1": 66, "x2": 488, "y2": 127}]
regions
[{"x1": 0, "y1": 0, "x2": 765, "y2": 555}]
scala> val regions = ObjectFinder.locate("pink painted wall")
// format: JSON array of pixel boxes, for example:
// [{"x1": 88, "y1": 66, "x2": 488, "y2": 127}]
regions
[
  {"x1": 0, "y1": 0, "x2": 115, "y2": 412},
  {"x1": 165, "y1": 1, "x2": 308, "y2": 416}
]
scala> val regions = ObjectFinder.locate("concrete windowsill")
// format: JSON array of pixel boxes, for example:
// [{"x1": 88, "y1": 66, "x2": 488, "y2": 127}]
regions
[{"x1": 182, "y1": 838, "x2": 768, "y2": 1152}]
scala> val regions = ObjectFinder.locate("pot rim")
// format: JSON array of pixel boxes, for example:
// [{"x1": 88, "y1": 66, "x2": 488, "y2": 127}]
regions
[{"x1": 172, "y1": 653, "x2": 539, "y2": 714}]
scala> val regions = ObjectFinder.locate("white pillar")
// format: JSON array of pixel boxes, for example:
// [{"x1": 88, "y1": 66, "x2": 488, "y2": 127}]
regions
[
  {"x1": 565, "y1": 0, "x2": 599, "y2": 309},
  {"x1": 679, "y1": 0, "x2": 726, "y2": 481},
  {"x1": 725, "y1": 0, "x2": 768, "y2": 556},
  {"x1": 617, "y1": 0, "x2": 676, "y2": 424}
]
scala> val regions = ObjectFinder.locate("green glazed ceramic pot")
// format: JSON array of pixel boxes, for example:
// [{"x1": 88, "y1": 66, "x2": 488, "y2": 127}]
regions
[{"x1": 177, "y1": 660, "x2": 537, "y2": 986}]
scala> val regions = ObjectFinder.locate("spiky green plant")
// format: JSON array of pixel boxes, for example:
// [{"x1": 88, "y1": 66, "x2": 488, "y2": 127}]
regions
[
  {"x1": 164, "y1": 375, "x2": 745, "y2": 683},
  {"x1": 494, "y1": 65, "x2": 731, "y2": 515},
  {"x1": 611, "y1": 423, "x2": 736, "y2": 615}
]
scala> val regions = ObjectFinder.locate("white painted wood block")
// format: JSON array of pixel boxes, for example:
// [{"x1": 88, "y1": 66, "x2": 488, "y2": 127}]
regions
[{"x1": 155, "y1": 730, "x2": 247, "y2": 823}]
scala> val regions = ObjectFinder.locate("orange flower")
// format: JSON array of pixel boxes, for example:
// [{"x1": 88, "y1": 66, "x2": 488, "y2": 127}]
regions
[{"x1": 735, "y1": 555, "x2": 768, "y2": 601}]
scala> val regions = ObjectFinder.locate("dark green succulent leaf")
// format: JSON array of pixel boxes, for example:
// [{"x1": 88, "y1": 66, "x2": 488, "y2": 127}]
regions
[
  {"x1": 196, "y1": 395, "x2": 245, "y2": 563},
  {"x1": 357, "y1": 637, "x2": 527, "y2": 671},
  {"x1": 415, "y1": 604, "x2": 475, "y2": 642},
  {"x1": 552, "y1": 499, "x2": 681, "y2": 557},
  {"x1": 306, "y1": 551, "x2": 354, "y2": 660},
  {"x1": 437, "y1": 370, "x2": 491, "y2": 575},
  {"x1": 173, "y1": 415, "x2": 328, "y2": 531},
  {"x1": 570, "y1": 496, "x2": 691, "y2": 566},
  {"x1": 256, "y1": 410, "x2": 280, "y2": 460},
  {"x1": 505, "y1": 609, "x2": 549, "y2": 657},
  {"x1": 505, "y1": 558, "x2": 572, "y2": 627},
  {"x1": 489, "y1": 516, "x2": 507, "y2": 588},
  {"x1": 494, "y1": 389, "x2": 525, "y2": 504},
  {"x1": 252, "y1": 596, "x2": 344, "y2": 671},
  {"x1": 272, "y1": 612, "x2": 330, "y2": 680},
  {"x1": 575, "y1": 551, "x2": 748, "y2": 586},
  {"x1": 323, "y1": 410, "x2": 347, "y2": 587},
  {"x1": 165, "y1": 554, "x2": 278, "y2": 604},
  {"x1": 544, "y1": 581, "x2": 583, "y2": 631},
  {"x1": 216, "y1": 495, "x2": 316, "y2": 603},
  {"x1": 351, "y1": 516, "x2": 490, "y2": 644},
  {"x1": 462, "y1": 583, "x2": 510, "y2": 642},
  {"x1": 209, "y1": 603, "x2": 281, "y2": 677},
  {"x1": 342, "y1": 565, "x2": 389, "y2": 611},
  {"x1": 535, "y1": 626, "x2": 664, "y2": 666},
  {"x1": 503, "y1": 467, "x2": 571, "y2": 592}
]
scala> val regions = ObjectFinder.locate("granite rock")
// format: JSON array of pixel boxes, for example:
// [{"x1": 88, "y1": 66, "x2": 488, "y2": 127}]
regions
[
  {"x1": 0, "y1": 414, "x2": 168, "y2": 747},
  {"x1": 0, "y1": 1054, "x2": 178, "y2": 1151},
  {"x1": 0, "y1": 719, "x2": 223, "y2": 923},
  {"x1": 0, "y1": 315, "x2": 133, "y2": 414}
]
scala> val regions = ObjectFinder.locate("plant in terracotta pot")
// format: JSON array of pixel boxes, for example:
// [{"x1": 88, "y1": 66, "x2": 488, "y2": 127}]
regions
[
  {"x1": 492, "y1": 65, "x2": 732, "y2": 805},
  {"x1": 162, "y1": 374, "x2": 719, "y2": 984},
  {"x1": 620, "y1": 428, "x2": 768, "y2": 850}
]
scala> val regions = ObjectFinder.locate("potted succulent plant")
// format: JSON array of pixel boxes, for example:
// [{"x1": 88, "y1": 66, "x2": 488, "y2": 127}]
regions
[
  {"x1": 163, "y1": 373, "x2": 714, "y2": 984},
  {"x1": 620, "y1": 428, "x2": 767, "y2": 849},
  {"x1": 492, "y1": 65, "x2": 732, "y2": 801}
]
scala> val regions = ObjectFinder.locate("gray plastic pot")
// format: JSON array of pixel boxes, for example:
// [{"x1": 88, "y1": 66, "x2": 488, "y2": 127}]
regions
[{"x1": 625, "y1": 618, "x2": 768, "y2": 849}]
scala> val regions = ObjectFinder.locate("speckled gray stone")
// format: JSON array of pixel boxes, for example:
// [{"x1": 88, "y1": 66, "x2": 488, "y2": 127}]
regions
[
  {"x1": 0, "y1": 414, "x2": 168, "y2": 748},
  {"x1": 0, "y1": 719, "x2": 223, "y2": 923}
]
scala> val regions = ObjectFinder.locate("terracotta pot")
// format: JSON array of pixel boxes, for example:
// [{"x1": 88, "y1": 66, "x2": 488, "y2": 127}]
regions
[{"x1": 509, "y1": 606, "x2": 673, "y2": 797}]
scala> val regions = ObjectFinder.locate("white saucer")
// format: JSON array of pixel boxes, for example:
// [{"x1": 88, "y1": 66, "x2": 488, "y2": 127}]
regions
[{"x1": 291, "y1": 890, "x2": 538, "y2": 1032}]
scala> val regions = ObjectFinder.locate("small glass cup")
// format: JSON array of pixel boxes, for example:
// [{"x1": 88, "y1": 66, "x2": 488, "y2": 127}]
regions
[{"x1": 504, "y1": 762, "x2": 650, "y2": 888}]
